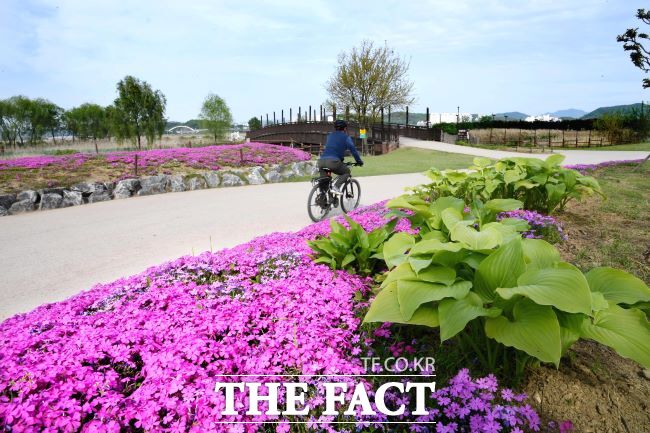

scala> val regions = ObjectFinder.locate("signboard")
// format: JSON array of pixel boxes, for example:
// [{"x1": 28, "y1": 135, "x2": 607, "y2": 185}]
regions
[{"x1": 359, "y1": 128, "x2": 367, "y2": 139}]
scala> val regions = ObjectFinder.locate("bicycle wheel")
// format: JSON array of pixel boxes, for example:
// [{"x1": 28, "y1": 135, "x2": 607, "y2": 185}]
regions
[
  {"x1": 307, "y1": 185, "x2": 331, "y2": 222},
  {"x1": 340, "y1": 179, "x2": 361, "y2": 213}
]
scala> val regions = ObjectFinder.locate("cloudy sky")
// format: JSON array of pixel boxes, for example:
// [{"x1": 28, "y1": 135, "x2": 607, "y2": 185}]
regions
[{"x1": 0, "y1": 0, "x2": 646, "y2": 122}]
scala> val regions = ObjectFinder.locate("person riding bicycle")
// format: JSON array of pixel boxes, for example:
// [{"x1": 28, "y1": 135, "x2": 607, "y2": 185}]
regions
[{"x1": 318, "y1": 119, "x2": 364, "y2": 194}]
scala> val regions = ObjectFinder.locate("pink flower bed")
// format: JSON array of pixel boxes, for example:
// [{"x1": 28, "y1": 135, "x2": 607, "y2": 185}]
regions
[
  {"x1": 0, "y1": 205, "x2": 404, "y2": 432},
  {"x1": 0, "y1": 143, "x2": 311, "y2": 172}
]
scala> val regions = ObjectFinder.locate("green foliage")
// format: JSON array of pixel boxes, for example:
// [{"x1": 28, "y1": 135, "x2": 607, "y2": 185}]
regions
[
  {"x1": 617, "y1": 8, "x2": 650, "y2": 88},
  {"x1": 0, "y1": 96, "x2": 62, "y2": 147},
  {"x1": 415, "y1": 155, "x2": 604, "y2": 214},
  {"x1": 199, "y1": 93, "x2": 233, "y2": 143},
  {"x1": 308, "y1": 216, "x2": 395, "y2": 277},
  {"x1": 64, "y1": 104, "x2": 109, "y2": 152},
  {"x1": 325, "y1": 40, "x2": 414, "y2": 126},
  {"x1": 363, "y1": 196, "x2": 650, "y2": 376},
  {"x1": 113, "y1": 75, "x2": 167, "y2": 149},
  {"x1": 248, "y1": 117, "x2": 262, "y2": 130}
]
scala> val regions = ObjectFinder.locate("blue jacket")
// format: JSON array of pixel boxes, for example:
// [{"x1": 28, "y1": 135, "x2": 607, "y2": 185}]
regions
[{"x1": 320, "y1": 131, "x2": 363, "y2": 164}]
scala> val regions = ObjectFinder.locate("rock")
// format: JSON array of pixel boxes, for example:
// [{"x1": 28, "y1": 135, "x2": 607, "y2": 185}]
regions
[
  {"x1": 113, "y1": 179, "x2": 140, "y2": 199},
  {"x1": 220, "y1": 173, "x2": 244, "y2": 187},
  {"x1": 137, "y1": 175, "x2": 169, "y2": 196},
  {"x1": 290, "y1": 162, "x2": 305, "y2": 176},
  {"x1": 62, "y1": 190, "x2": 83, "y2": 207},
  {"x1": 169, "y1": 175, "x2": 186, "y2": 192},
  {"x1": 39, "y1": 187, "x2": 65, "y2": 196},
  {"x1": 204, "y1": 172, "x2": 220, "y2": 188},
  {"x1": 9, "y1": 200, "x2": 35, "y2": 214},
  {"x1": 0, "y1": 194, "x2": 17, "y2": 210},
  {"x1": 642, "y1": 369, "x2": 650, "y2": 380},
  {"x1": 264, "y1": 170, "x2": 282, "y2": 183},
  {"x1": 532, "y1": 392, "x2": 542, "y2": 405},
  {"x1": 0, "y1": 206, "x2": 7, "y2": 216},
  {"x1": 71, "y1": 182, "x2": 95, "y2": 195},
  {"x1": 17, "y1": 190, "x2": 39, "y2": 203},
  {"x1": 89, "y1": 191, "x2": 111, "y2": 203},
  {"x1": 185, "y1": 175, "x2": 207, "y2": 190},
  {"x1": 304, "y1": 162, "x2": 319, "y2": 176},
  {"x1": 281, "y1": 169, "x2": 297, "y2": 179},
  {"x1": 246, "y1": 166, "x2": 266, "y2": 185},
  {"x1": 40, "y1": 193, "x2": 63, "y2": 210}
]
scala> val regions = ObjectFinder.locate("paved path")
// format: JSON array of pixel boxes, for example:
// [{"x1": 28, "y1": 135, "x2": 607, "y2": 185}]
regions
[
  {"x1": 0, "y1": 172, "x2": 426, "y2": 321},
  {"x1": 400, "y1": 137, "x2": 649, "y2": 165}
]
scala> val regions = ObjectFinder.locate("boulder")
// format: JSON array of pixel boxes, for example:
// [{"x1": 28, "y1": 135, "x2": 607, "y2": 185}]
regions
[
  {"x1": 185, "y1": 175, "x2": 207, "y2": 190},
  {"x1": 17, "y1": 190, "x2": 39, "y2": 203},
  {"x1": 246, "y1": 166, "x2": 266, "y2": 185},
  {"x1": 89, "y1": 191, "x2": 111, "y2": 203},
  {"x1": 0, "y1": 194, "x2": 17, "y2": 210},
  {"x1": 137, "y1": 175, "x2": 169, "y2": 196},
  {"x1": 264, "y1": 170, "x2": 282, "y2": 183},
  {"x1": 113, "y1": 179, "x2": 140, "y2": 199},
  {"x1": 290, "y1": 162, "x2": 305, "y2": 176},
  {"x1": 71, "y1": 182, "x2": 95, "y2": 195},
  {"x1": 169, "y1": 175, "x2": 186, "y2": 192},
  {"x1": 62, "y1": 190, "x2": 84, "y2": 207},
  {"x1": 304, "y1": 162, "x2": 319, "y2": 176},
  {"x1": 40, "y1": 193, "x2": 63, "y2": 210},
  {"x1": 9, "y1": 200, "x2": 35, "y2": 214},
  {"x1": 0, "y1": 206, "x2": 7, "y2": 217},
  {"x1": 204, "y1": 172, "x2": 220, "y2": 188},
  {"x1": 220, "y1": 173, "x2": 244, "y2": 187}
]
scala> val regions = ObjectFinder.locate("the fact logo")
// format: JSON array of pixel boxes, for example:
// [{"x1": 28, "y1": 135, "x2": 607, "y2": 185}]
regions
[{"x1": 213, "y1": 381, "x2": 437, "y2": 417}]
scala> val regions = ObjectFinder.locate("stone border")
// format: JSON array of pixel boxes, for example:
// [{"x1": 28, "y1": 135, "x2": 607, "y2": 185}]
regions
[{"x1": 0, "y1": 161, "x2": 319, "y2": 216}]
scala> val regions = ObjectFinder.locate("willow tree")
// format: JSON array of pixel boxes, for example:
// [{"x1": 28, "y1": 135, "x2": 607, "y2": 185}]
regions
[
  {"x1": 199, "y1": 93, "x2": 233, "y2": 143},
  {"x1": 325, "y1": 40, "x2": 414, "y2": 125},
  {"x1": 618, "y1": 8, "x2": 650, "y2": 88},
  {"x1": 113, "y1": 76, "x2": 166, "y2": 149}
]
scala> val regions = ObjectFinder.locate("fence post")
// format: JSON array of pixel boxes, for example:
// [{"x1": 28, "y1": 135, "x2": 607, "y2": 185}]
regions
[
  {"x1": 273, "y1": 112, "x2": 276, "y2": 125},
  {"x1": 588, "y1": 129, "x2": 592, "y2": 147},
  {"x1": 388, "y1": 106, "x2": 391, "y2": 124},
  {"x1": 290, "y1": 108, "x2": 292, "y2": 123},
  {"x1": 309, "y1": 105, "x2": 312, "y2": 122},
  {"x1": 281, "y1": 110, "x2": 284, "y2": 124},
  {"x1": 406, "y1": 106, "x2": 409, "y2": 126},
  {"x1": 298, "y1": 106, "x2": 301, "y2": 122},
  {"x1": 533, "y1": 129, "x2": 537, "y2": 147},
  {"x1": 260, "y1": 116, "x2": 263, "y2": 128},
  {"x1": 575, "y1": 130, "x2": 578, "y2": 147},
  {"x1": 333, "y1": 104, "x2": 336, "y2": 120},
  {"x1": 134, "y1": 154, "x2": 138, "y2": 176},
  {"x1": 266, "y1": 114, "x2": 269, "y2": 126},
  {"x1": 426, "y1": 107, "x2": 430, "y2": 127},
  {"x1": 320, "y1": 105, "x2": 323, "y2": 122}
]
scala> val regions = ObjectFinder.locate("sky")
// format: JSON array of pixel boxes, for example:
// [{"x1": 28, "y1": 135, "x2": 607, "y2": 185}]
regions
[{"x1": 0, "y1": 0, "x2": 647, "y2": 122}]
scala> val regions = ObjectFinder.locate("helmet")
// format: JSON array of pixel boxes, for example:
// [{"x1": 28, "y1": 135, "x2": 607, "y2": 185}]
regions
[{"x1": 334, "y1": 119, "x2": 348, "y2": 130}]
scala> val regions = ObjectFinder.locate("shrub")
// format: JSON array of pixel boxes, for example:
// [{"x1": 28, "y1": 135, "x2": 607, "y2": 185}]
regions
[{"x1": 415, "y1": 155, "x2": 604, "y2": 214}]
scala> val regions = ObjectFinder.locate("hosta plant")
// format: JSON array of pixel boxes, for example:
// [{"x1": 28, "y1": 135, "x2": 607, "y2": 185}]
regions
[
  {"x1": 413, "y1": 155, "x2": 604, "y2": 213},
  {"x1": 364, "y1": 196, "x2": 650, "y2": 377},
  {"x1": 308, "y1": 216, "x2": 396, "y2": 276}
]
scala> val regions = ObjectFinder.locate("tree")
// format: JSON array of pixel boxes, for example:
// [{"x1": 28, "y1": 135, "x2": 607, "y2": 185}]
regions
[
  {"x1": 66, "y1": 104, "x2": 108, "y2": 153},
  {"x1": 248, "y1": 116, "x2": 262, "y2": 130},
  {"x1": 618, "y1": 9, "x2": 650, "y2": 88},
  {"x1": 199, "y1": 93, "x2": 233, "y2": 143},
  {"x1": 325, "y1": 40, "x2": 414, "y2": 126},
  {"x1": 113, "y1": 75, "x2": 167, "y2": 149}
]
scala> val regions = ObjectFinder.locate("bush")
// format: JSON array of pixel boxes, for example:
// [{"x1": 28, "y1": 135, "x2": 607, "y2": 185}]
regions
[{"x1": 415, "y1": 155, "x2": 604, "y2": 214}]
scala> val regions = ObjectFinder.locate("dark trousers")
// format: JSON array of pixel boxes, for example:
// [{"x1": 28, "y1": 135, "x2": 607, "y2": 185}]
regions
[{"x1": 317, "y1": 159, "x2": 350, "y2": 189}]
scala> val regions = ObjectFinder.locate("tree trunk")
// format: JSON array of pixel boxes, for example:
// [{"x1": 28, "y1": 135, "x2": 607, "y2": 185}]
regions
[{"x1": 94, "y1": 138, "x2": 98, "y2": 154}]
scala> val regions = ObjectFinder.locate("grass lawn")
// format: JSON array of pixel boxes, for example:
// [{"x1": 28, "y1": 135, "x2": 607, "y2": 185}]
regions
[
  {"x1": 556, "y1": 161, "x2": 649, "y2": 282},
  {"x1": 349, "y1": 147, "x2": 477, "y2": 177}
]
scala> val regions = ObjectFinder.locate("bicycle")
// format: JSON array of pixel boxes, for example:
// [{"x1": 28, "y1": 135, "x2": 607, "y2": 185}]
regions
[{"x1": 307, "y1": 162, "x2": 361, "y2": 222}]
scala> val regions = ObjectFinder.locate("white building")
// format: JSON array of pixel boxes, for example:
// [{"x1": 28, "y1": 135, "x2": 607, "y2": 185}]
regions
[{"x1": 524, "y1": 114, "x2": 561, "y2": 122}]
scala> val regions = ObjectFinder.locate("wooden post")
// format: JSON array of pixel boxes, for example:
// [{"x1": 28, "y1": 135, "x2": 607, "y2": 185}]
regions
[
  {"x1": 308, "y1": 105, "x2": 312, "y2": 122},
  {"x1": 134, "y1": 154, "x2": 138, "y2": 176},
  {"x1": 298, "y1": 106, "x2": 301, "y2": 122},
  {"x1": 548, "y1": 128, "x2": 551, "y2": 147},
  {"x1": 281, "y1": 110, "x2": 284, "y2": 124},
  {"x1": 533, "y1": 129, "x2": 537, "y2": 147},
  {"x1": 576, "y1": 130, "x2": 579, "y2": 147},
  {"x1": 266, "y1": 114, "x2": 269, "y2": 126},
  {"x1": 406, "y1": 106, "x2": 409, "y2": 126},
  {"x1": 313, "y1": 109, "x2": 316, "y2": 123},
  {"x1": 562, "y1": 128, "x2": 565, "y2": 147},
  {"x1": 273, "y1": 112, "x2": 276, "y2": 125},
  {"x1": 388, "y1": 106, "x2": 391, "y2": 124},
  {"x1": 588, "y1": 129, "x2": 592, "y2": 147},
  {"x1": 426, "y1": 107, "x2": 430, "y2": 127},
  {"x1": 290, "y1": 108, "x2": 292, "y2": 123},
  {"x1": 260, "y1": 116, "x2": 262, "y2": 127},
  {"x1": 320, "y1": 105, "x2": 323, "y2": 122}
]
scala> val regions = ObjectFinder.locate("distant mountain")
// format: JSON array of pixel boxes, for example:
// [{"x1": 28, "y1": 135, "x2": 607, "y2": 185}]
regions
[
  {"x1": 581, "y1": 103, "x2": 644, "y2": 119},
  {"x1": 549, "y1": 109, "x2": 586, "y2": 119},
  {"x1": 494, "y1": 112, "x2": 528, "y2": 121}
]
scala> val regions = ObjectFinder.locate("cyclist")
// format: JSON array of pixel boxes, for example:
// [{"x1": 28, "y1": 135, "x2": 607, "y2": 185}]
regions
[{"x1": 317, "y1": 119, "x2": 364, "y2": 194}]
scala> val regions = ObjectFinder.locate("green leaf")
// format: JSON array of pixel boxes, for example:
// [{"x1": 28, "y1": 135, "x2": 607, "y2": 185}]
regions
[
  {"x1": 397, "y1": 280, "x2": 472, "y2": 321},
  {"x1": 381, "y1": 262, "x2": 417, "y2": 288},
  {"x1": 474, "y1": 238, "x2": 526, "y2": 301},
  {"x1": 557, "y1": 312, "x2": 584, "y2": 355},
  {"x1": 514, "y1": 180, "x2": 538, "y2": 190},
  {"x1": 415, "y1": 265, "x2": 457, "y2": 285},
  {"x1": 421, "y1": 230, "x2": 448, "y2": 242},
  {"x1": 439, "y1": 292, "x2": 501, "y2": 341},
  {"x1": 386, "y1": 196, "x2": 431, "y2": 217},
  {"x1": 521, "y1": 238, "x2": 561, "y2": 271},
  {"x1": 450, "y1": 224, "x2": 501, "y2": 251},
  {"x1": 383, "y1": 232, "x2": 415, "y2": 269},
  {"x1": 410, "y1": 239, "x2": 463, "y2": 256},
  {"x1": 504, "y1": 169, "x2": 526, "y2": 184},
  {"x1": 364, "y1": 282, "x2": 439, "y2": 327},
  {"x1": 408, "y1": 254, "x2": 432, "y2": 274},
  {"x1": 485, "y1": 299, "x2": 562, "y2": 365},
  {"x1": 590, "y1": 292, "x2": 610, "y2": 312},
  {"x1": 473, "y1": 157, "x2": 492, "y2": 167},
  {"x1": 543, "y1": 154, "x2": 566, "y2": 168},
  {"x1": 484, "y1": 199, "x2": 523, "y2": 213},
  {"x1": 497, "y1": 265, "x2": 592, "y2": 315},
  {"x1": 580, "y1": 305, "x2": 650, "y2": 368},
  {"x1": 498, "y1": 218, "x2": 530, "y2": 232},
  {"x1": 586, "y1": 267, "x2": 650, "y2": 305},
  {"x1": 441, "y1": 208, "x2": 464, "y2": 232}
]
